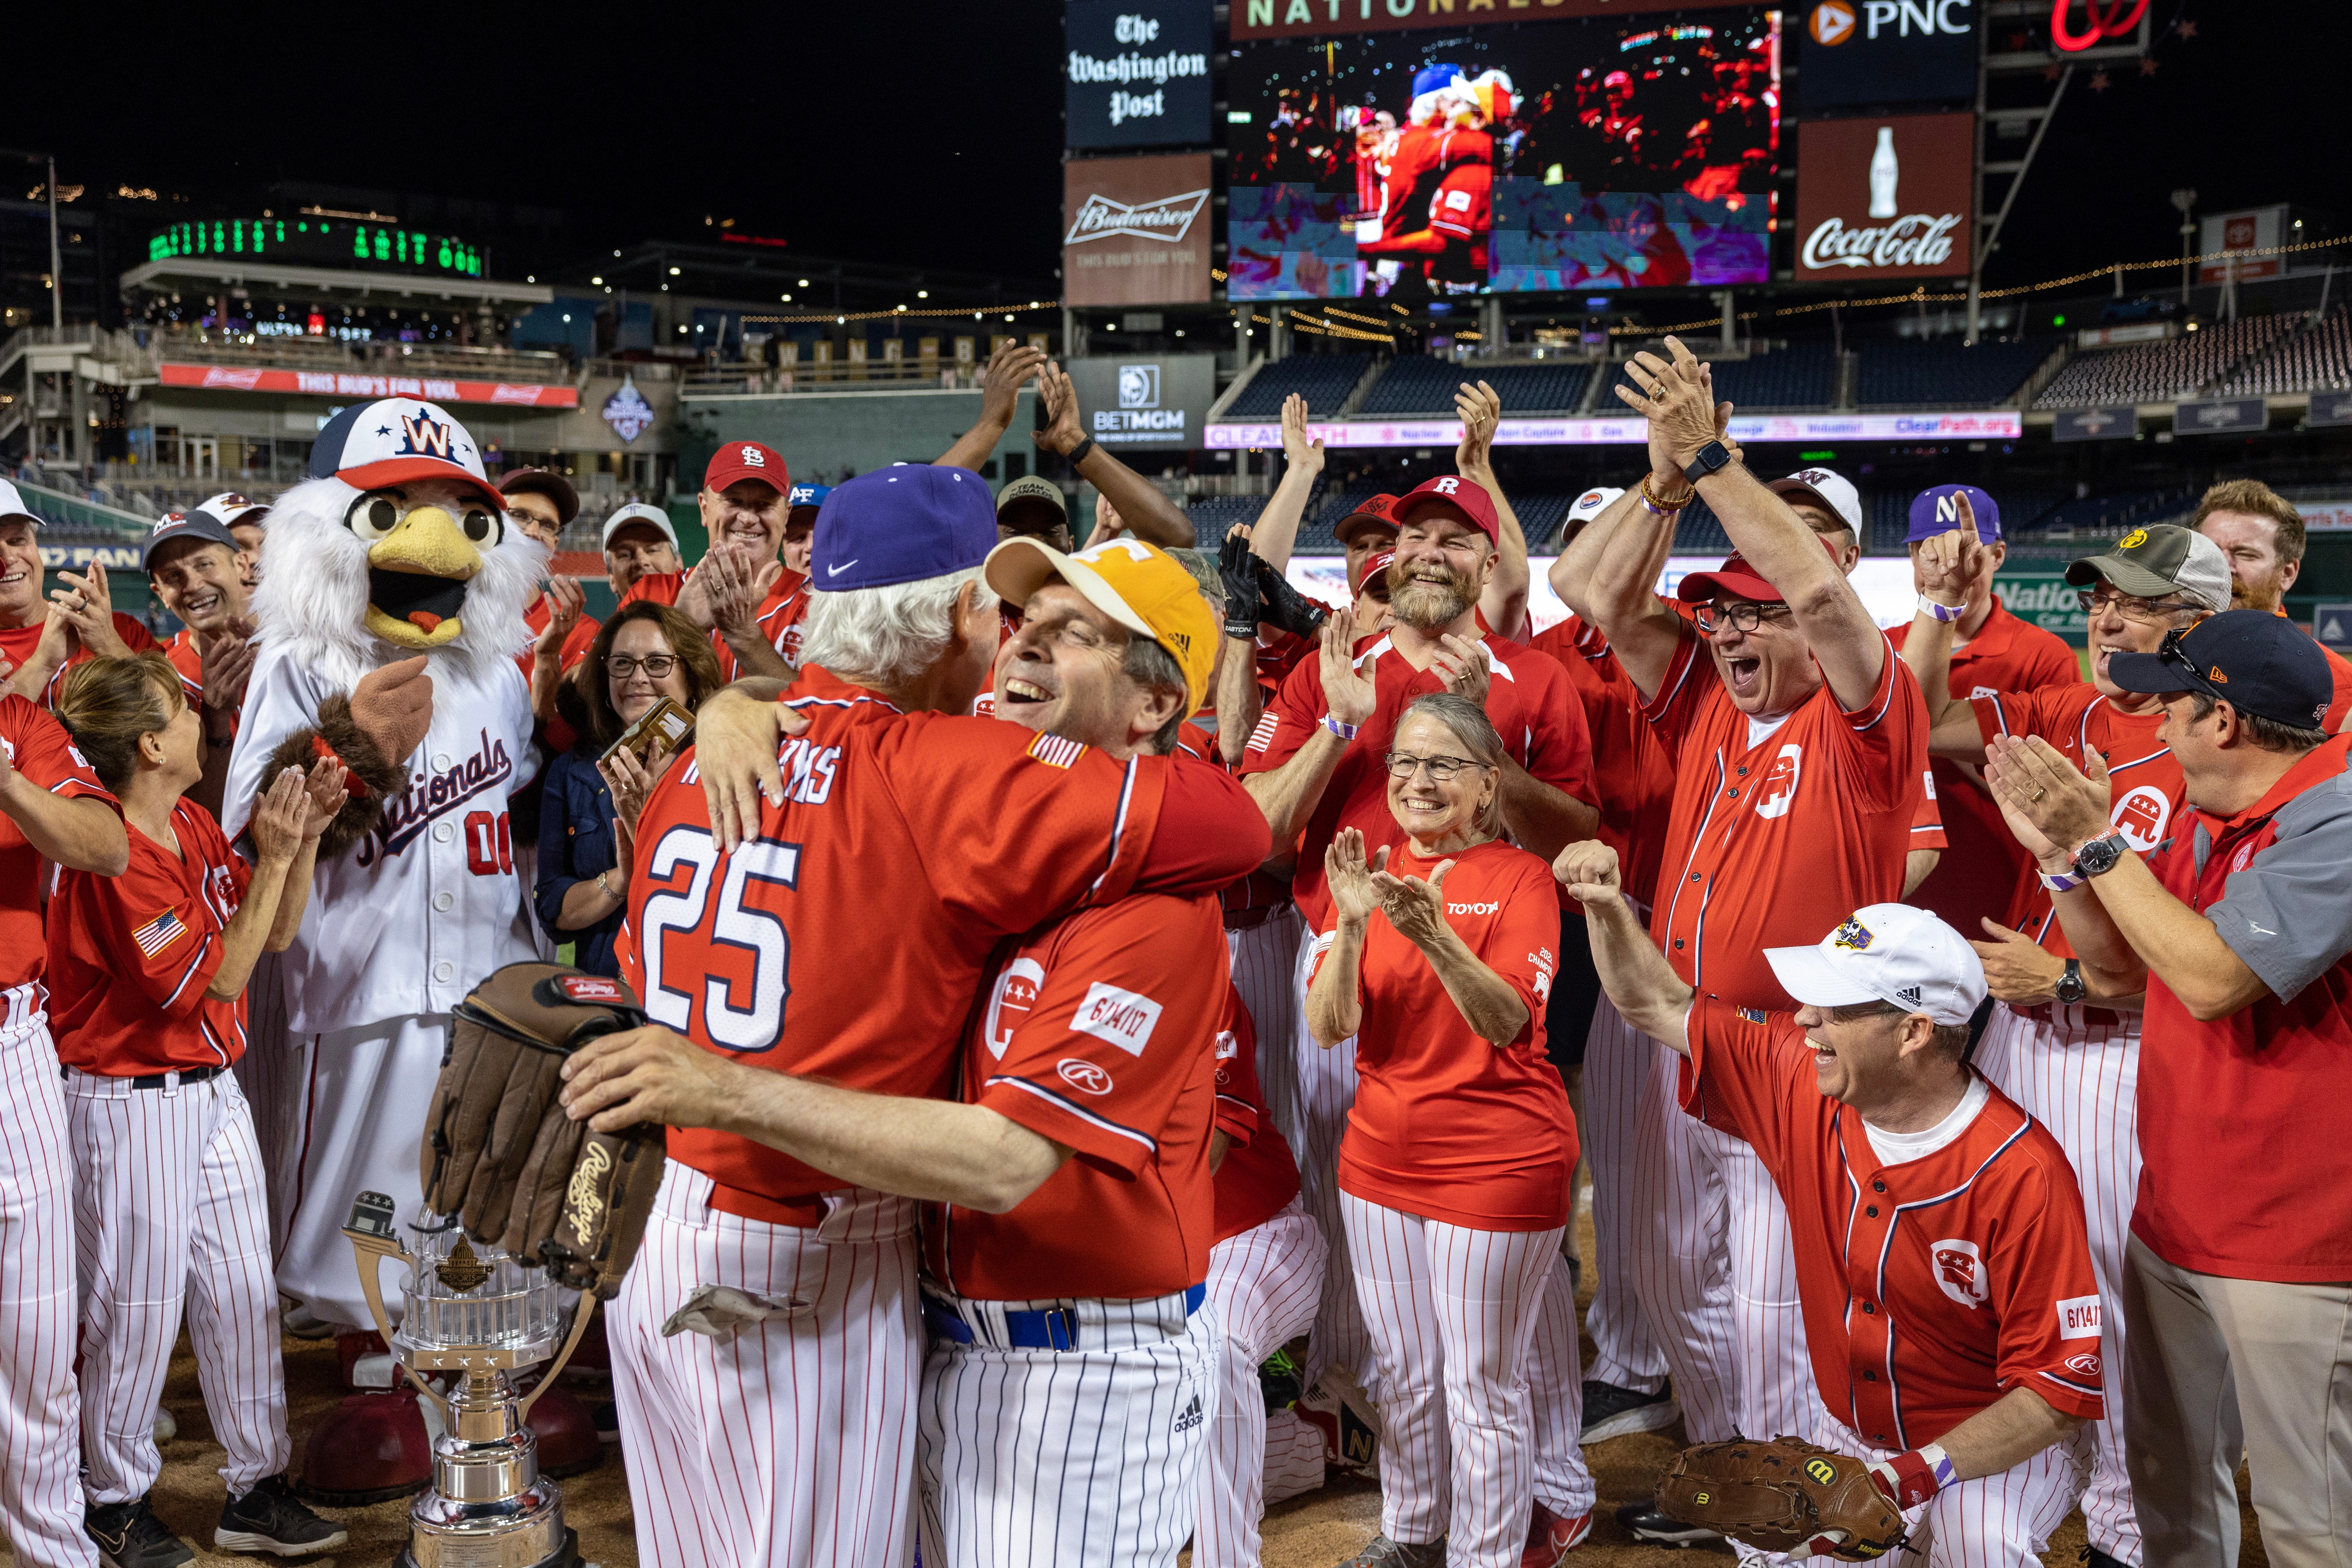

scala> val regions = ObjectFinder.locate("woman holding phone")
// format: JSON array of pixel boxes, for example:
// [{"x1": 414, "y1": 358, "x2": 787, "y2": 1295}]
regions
[
  {"x1": 534, "y1": 600, "x2": 722, "y2": 976},
  {"x1": 1306, "y1": 692, "x2": 1592, "y2": 1568}
]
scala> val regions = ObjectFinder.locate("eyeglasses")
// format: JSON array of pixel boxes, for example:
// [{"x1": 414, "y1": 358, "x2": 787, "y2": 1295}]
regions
[
  {"x1": 1383, "y1": 752, "x2": 1491, "y2": 782},
  {"x1": 609, "y1": 655, "x2": 678, "y2": 679},
  {"x1": 2076, "y1": 586, "x2": 2195, "y2": 624},
  {"x1": 1693, "y1": 601, "x2": 1794, "y2": 634}
]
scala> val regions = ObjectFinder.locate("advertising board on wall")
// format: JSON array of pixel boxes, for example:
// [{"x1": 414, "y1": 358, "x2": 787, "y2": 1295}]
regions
[
  {"x1": 1797, "y1": 0, "x2": 1978, "y2": 110},
  {"x1": 1230, "y1": 0, "x2": 1753, "y2": 42},
  {"x1": 1066, "y1": 354, "x2": 1217, "y2": 447},
  {"x1": 1065, "y1": 0, "x2": 1214, "y2": 149},
  {"x1": 1793, "y1": 111, "x2": 1971, "y2": 281},
  {"x1": 2199, "y1": 205, "x2": 2287, "y2": 283},
  {"x1": 1064, "y1": 154, "x2": 1214, "y2": 307}
]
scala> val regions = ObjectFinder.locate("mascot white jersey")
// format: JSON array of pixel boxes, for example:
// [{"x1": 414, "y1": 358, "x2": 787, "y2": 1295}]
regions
[{"x1": 223, "y1": 397, "x2": 541, "y2": 1331}]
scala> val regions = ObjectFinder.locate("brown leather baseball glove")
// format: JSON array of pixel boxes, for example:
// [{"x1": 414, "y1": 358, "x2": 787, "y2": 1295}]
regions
[
  {"x1": 1655, "y1": 1437, "x2": 1908, "y2": 1560},
  {"x1": 420, "y1": 962, "x2": 667, "y2": 1298}
]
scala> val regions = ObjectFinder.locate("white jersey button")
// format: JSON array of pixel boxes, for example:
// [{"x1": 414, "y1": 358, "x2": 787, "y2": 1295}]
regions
[
  {"x1": 433, "y1": 960, "x2": 455, "y2": 982},
  {"x1": 433, "y1": 892, "x2": 454, "y2": 912},
  {"x1": 433, "y1": 822, "x2": 455, "y2": 843},
  {"x1": 432, "y1": 753, "x2": 452, "y2": 770}
]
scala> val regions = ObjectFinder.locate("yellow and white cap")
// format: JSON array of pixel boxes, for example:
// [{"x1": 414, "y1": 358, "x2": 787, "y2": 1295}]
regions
[{"x1": 985, "y1": 536, "x2": 1218, "y2": 714}]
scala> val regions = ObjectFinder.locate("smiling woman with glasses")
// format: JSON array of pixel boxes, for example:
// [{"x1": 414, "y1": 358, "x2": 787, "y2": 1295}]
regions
[{"x1": 1304, "y1": 692, "x2": 1592, "y2": 1559}]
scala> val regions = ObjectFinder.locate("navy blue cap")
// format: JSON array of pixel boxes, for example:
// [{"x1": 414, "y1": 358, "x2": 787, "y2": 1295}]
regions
[
  {"x1": 786, "y1": 483, "x2": 831, "y2": 519},
  {"x1": 1908, "y1": 484, "x2": 2000, "y2": 544},
  {"x1": 141, "y1": 507, "x2": 241, "y2": 571},
  {"x1": 809, "y1": 467, "x2": 995, "y2": 590},
  {"x1": 2105, "y1": 608, "x2": 2334, "y2": 730}
]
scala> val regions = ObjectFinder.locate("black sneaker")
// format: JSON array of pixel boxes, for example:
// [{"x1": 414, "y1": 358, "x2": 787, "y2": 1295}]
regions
[
  {"x1": 1614, "y1": 1501, "x2": 1723, "y2": 1547},
  {"x1": 2082, "y1": 1546, "x2": 2133, "y2": 1568},
  {"x1": 214, "y1": 1475, "x2": 349, "y2": 1557},
  {"x1": 1581, "y1": 1376, "x2": 1680, "y2": 1442},
  {"x1": 85, "y1": 1496, "x2": 193, "y2": 1568},
  {"x1": 593, "y1": 1400, "x2": 621, "y2": 1443}
]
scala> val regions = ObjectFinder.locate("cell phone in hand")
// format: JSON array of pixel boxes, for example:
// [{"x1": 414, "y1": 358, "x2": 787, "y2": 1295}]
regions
[{"x1": 602, "y1": 698, "x2": 693, "y2": 766}]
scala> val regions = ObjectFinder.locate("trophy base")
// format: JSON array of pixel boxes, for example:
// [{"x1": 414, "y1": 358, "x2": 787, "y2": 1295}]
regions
[{"x1": 395, "y1": 1523, "x2": 580, "y2": 1568}]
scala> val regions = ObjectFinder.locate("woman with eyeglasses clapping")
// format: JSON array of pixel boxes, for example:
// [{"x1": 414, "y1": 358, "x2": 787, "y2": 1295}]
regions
[
  {"x1": 534, "y1": 601, "x2": 722, "y2": 976},
  {"x1": 1305, "y1": 691, "x2": 1592, "y2": 1567}
]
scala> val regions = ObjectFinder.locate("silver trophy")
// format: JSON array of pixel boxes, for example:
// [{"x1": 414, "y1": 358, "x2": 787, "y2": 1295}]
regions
[{"x1": 345, "y1": 1191, "x2": 597, "y2": 1568}]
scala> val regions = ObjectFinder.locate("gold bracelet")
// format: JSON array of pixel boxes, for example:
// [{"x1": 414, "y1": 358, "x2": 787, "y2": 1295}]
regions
[{"x1": 1640, "y1": 472, "x2": 1697, "y2": 514}]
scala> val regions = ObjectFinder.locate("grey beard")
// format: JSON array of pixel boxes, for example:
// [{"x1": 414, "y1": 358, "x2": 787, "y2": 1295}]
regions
[{"x1": 1393, "y1": 580, "x2": 1471, "y2": 631}]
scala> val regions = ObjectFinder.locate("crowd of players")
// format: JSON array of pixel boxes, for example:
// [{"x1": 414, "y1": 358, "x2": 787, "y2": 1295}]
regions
[{"x1": 0, "y1": 328, "x2": 2347, "y2": 1568}]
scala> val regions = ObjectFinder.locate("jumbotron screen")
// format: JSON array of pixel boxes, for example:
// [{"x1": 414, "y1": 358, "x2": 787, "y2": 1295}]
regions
[{"x1": 1227, "y1": 13, "x2": 1779, "y2": 300}]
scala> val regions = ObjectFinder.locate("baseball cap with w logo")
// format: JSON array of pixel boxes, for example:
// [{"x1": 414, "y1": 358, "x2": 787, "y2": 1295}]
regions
[{"x1": 311, "y1": 397, "x2": 502, "y2": 507}]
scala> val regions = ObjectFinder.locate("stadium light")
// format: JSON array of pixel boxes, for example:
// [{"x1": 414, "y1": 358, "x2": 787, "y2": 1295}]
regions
[
  {"x1": 592, "y1": 276, "x2": 603, "y2": 285},
  {"x1": 669, "y1": 267, "x2": 681, "y2": 276},
  {"x1": 918, "y1": 290, "x2": 929, "y2": 299}
]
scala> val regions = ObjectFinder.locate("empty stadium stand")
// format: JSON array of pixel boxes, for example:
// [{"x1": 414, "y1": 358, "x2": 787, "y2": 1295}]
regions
[
  {"x1": 2212, "y1": 307, "x2": 2352, "y2": 397},
  {"x1": 2033, "y1": 316, "x2": 2300, "y2": 408},
  {"x1": 1222, "y1": 353, "x2": 1372, "y2": 419},
  {"x1": 1357, "y1": 355, "x2": 1593, "y2": 417},
  {"x1": 1856, "y1": 336, "x2": 2059, "y2": 408},
  {"x1": 1678, "y1": 341, "x2": 1837, "y2": 411}
]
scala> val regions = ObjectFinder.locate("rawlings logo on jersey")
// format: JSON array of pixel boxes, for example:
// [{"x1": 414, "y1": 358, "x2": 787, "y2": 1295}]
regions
[
  {"x1": 1931, "y1": 1239, "x2": 1988, "y2": 1307},
  {"x1": 1755, "y1": 742, "x2": 1802, "y2": 820},
  {"x1": 983, "y1": 958, "x2": 1047, "y2": 1060},
  {"x1": 359, "y1": 729, "x2": 513, "y2": 867},
  {"x1": 1073, "y1": 981, "x2": 1161, "y2": 1057},
  {"x1": 2110, "y1": 784, "x2": 2171, "y2": 853},
  {"x1": 2065, "y1": 1352, "x2": 2102, "y2": 1377},
  {"x1": 1058, "y1": 1058, "x2": 1114, "y2": 1095},
  {"x1": 2056, "y1": 1294, "x2": 2103, "y2": 1339},
  {"x1": 1832, "y1": 916, "x2": 1874, "y2": 951}
]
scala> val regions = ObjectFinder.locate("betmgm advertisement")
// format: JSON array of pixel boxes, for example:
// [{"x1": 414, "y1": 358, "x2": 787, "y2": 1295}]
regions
[{"x1": 1067, "y1": 356, "x2": 1216, "y2": 450}]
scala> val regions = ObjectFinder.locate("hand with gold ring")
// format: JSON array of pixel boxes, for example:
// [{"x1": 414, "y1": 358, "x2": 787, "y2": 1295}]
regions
[{"x1": 1984, "y1": 735, "x2": 2114, "y2": 858}]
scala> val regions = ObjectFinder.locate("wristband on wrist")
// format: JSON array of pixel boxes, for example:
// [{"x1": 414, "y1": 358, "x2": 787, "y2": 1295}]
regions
[
  {"x1": 1867, "y1": 1441, "x2": 1953, "y2": 1508},
  {"x1": 1639, "y1": 472, "x2": 1695, "y2": 514},
  {"x1": 1066, "y1": 435, "x2": 1098, "y2": 466},
  {"x1": 311, "y1": 735, "x2": 372, "y2": 799},
  {"x1": 2038, "y1": 865, "x2": 2086, "y2": 892},
  {"x1": 1322, "y1": 714, "x2": 1360, "y2": 741},
  {"x1": 1922, "y1": 598, "x2": 1966, "y2": 623}
]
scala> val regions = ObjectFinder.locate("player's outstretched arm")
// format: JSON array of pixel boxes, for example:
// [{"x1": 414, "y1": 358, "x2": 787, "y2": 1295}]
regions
[
  {"x1": 1555, "y1": 839, "x2": 1692, "y2": 1052},
  {"x1": 1457, "y1": 381, "x2": 1531, "y2": 642},
  {"x1": 1245, "y1": 394, "x2": 1325, "y2": 575},
  {"x1": 686, "y1": 682, "x2": 810, "y2": 852},
  {"x1": 0, "y1": 776, "x2": 125, "y2": 874},
  {"x1": 935, "y1": 341, "x2": 1045, "y2": 472},
  {"x1": 1905, "y1": 514, "x2": 2010, "y2": 758},
  {"x1": 560, "y1": 1025, "x2": 1071, "y2": 1213},
  {"x1": 1038, "y1": 361, "x2": 1194, "y2": 548}
]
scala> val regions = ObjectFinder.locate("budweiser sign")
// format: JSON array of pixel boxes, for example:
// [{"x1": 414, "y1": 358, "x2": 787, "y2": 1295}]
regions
[
  {"x1": 1802, "y1": 213, "x2": 1963, "y2": 271},
  {"x1": 1065, "y1": 187, "x2": 1209, "y2": 246},
  {"x1": 1795, "y1": 113, "x2": 1974, "y2": 281}
]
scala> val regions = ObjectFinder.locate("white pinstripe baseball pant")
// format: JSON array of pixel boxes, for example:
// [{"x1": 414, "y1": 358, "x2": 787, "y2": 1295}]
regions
[
  {"x1": 1227, "y1": 907, "x2": 1305, "y2": 1152},
  {"x1": 1291, "y1": 926, "x2": 1375, "y2": 1399},
  {"x1": 225, "y1": 950, "x2": 295, "y2": 1252},
  {"x1": 917, "y1": 1290, "x2": 1220, "y2": 1568},
  {"x1": 1525, "y1": 1239, "x2": 1598, "y2": 1521},
  {"x1": 1627, "y1": 1035, "x2": 1740, "y2": 1443},
  {"x1": 1580, "y1": 995, "x2": 1667, "y2": 1395},
  {"x1": 1195, "y1": 1201, "x2": 1327, "y2": 1568},
  {"x1": 1341, "y1": 1193, "x2": 1573, "y2": 1568},
  {"x1": 0, "y1": 1010, "x2": 96, "y2": 1567},
  {"x1": 1973, "y1": 1001, "x2": 2141, "y2": 1566},
  {"x1": 1810, "y1": 1410, "x2": 2079, "y2": 1568},
  {"x1": 608, "y1": 1164, "x2": 922, "y2": 1568},
  {"x1": 66, "y1": 1067, "x2": 290, "y2": 1505}
]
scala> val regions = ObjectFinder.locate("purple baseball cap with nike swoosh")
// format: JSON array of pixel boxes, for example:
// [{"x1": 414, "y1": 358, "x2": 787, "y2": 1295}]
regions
[{"x1": 809, "y1": 465, "x2": 998, "y2": 590}]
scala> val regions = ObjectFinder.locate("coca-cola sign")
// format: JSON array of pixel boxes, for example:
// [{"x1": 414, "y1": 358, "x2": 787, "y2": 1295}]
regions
[{"x1": 1795, "y1": 112, "x2": 1973, "y2": 281}]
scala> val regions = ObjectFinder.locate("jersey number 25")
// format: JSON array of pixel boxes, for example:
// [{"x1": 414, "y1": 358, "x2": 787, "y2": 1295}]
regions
[{"x1": 636, "y1": 825, "x2": 802, "y2": 1054}]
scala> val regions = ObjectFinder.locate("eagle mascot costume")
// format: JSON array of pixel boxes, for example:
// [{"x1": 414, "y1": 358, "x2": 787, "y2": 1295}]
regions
[{"x1": 223, "y1": 396, "x2": 544, "y2": 1346}]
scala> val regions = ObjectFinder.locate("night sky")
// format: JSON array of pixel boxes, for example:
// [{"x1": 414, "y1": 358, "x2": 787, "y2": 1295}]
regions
[{"x1": 17, "y1": 0, "x2": 2340, "y2": 294}]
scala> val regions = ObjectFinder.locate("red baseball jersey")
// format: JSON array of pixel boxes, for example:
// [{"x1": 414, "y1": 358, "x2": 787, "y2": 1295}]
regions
[
  {"x1": 1379, "y1": 124, "x2": 1445, "y2": 243},
  {"x1": 1209, "y1": 981, "x2": 1301, "y2": 1246},
  {"x1": 515, "y1": 595, "x2": 602, "y2": 676},
  {"x1": 47, "y1": 797, "x2": 254, "y2": 1074},
  {"x1": 0, "y1": 695, "x2": 110, "y2": 1010},
  {"x1": 162, "y1": 630, "x2": 207, "y2": 704},
  {"x1": 1889, "y1": 604, "x2": 2080, "y2": 937},
  {"x1": 1645, "y1": 633, "x2": 1930, "y2": 1007},
  {"x1": 1241, "y1": 630, "x2": 1594, "y2": 933},
  {"x1": 1528, "y1": 613, "x2": 1677, "y2": 909},
  {"x1": 1681, "y1": 998, "x2": 2106, "y2": 1447},
  {"x1": 926, "y1": 893, "x2": 1225, "y2": 1301},
  {"x1": 0, "y1": 613, "x2": 163, "y2": 706},
  {"x1": 1969, "y1": 684, "x2": 2181, "y2": 956},
  {"x1": 619, "y1": 567, "x2": 809, "y2": 680},
  {"x1": 616, "y1": 664, "x2": 1270, "y2": 1212},
  {"x1": 1314, "y1": 839, "x2": 1577, "y2": 1231}
]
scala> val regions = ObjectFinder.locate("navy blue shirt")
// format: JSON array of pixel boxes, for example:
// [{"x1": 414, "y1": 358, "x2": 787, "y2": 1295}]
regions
[{"x1": 535, "y1": 747, "x2": 623, "y2": 977}]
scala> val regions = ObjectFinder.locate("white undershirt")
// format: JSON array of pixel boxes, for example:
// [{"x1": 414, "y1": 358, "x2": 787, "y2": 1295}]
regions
[
  {"x1": 1863, "y1": 1075, "x2": 1989, "y2": 1167},
  {"x1": 1745, "y1": 710, "x2": 1794, "y2": 750}
]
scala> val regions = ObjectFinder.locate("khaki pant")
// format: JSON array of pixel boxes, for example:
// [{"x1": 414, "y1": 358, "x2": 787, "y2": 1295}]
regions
[{"x1": 2123, "y1": 1235, "x2": 2352, "y2": 1567}]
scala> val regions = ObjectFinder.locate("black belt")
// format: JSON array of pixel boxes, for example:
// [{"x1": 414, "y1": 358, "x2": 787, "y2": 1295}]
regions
[{"x1": 64, "y1": 1063, "x2": 225, "y2": 1090}]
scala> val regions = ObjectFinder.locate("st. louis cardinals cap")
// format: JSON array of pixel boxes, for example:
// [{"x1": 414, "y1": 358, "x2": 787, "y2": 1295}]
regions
[
  {"x1": 1559, "y1": 485, "x2": 1624, "y2": 546},
  {"x1": 705, "y1": 440, "x2": 788, "y2": 497},
  {"x1": 1334, "y1": 493, "x2": 1401, "y2": 546},
  {"x1": 1907, "y1": 484, "x2": 2000, "y2": 544},
  {"x1": 196, "y1": 491, "x2": 270, "y2": 532},
  {"x1": 141, "y1": 506, "x2": 241, "y2": 571},
  {"x1": 985, "y1": 536, "x2": 1218, "y2": 713},
  {"x1": 1769, "y1": 467, "x2": 1864, "y2": 537},
  {"x1": 500, "y1": 467, "x2": 580, "y2": 527},
  {"x1": 810, "y1": 466, "x2": 996, "y2": 590},
  {"x1": 601, "y1": 502, "x2": 681, "y2": 554},
  {"x1": 0, "y1": 479, "x2": 39, "y2": 528},
  {"x1": 2105, "y1": 608, "x2": 2334, "y2": 730},
  {"x1": 312, "y1": 397, "x2": 503, "y2": 508},
  {"x1": 1765, "y1": 904, "x2": 1987, "y2": 1028},
  {"x1": 786, "y1": 483, "x2": 831, "y2": 521},
  {"x1": 2063, "y1": 524, "x2": 2231, "y2": 612},
  {"x1": 1390, "y1": 475, "x2": 1499, "y2": 546}
]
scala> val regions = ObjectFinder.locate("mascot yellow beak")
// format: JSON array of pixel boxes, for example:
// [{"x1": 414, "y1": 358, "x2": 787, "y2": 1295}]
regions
[{"x1": 363, "y1": 506, "x2": 481, "y2": 650}]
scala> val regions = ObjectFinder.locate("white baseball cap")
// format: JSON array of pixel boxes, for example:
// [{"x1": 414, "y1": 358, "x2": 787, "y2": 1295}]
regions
[
  {"x1": 601, "y1": 502, "x2": 681, "y2": 553},
  {"x1": 309, "y1": 396, "x2": 502, "y2": 508},
  {"x1": 1560, "y1": 485, "x2": 1624, "y2": 545},
  {"x1": 1764, "y1": 904, "x2": 1987, "y2": 1027},
  {"x1": 1769, "y1": 467, "x2": 1864, "y2": 537},
  {"x1": 0, "y1": 478, "x2": 41, "y2": 528}
]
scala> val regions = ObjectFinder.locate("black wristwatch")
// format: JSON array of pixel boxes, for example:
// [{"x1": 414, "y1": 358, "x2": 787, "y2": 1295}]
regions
[
  {"x1": 1065, "y1": 435, "x2": 1098, "y2": 467},
  {"x1": 1681, "y1": 439, "x2": 1733, "y2": 485},
  {"x1": 2071, "y1": 832, "x2": 2130, "y2": 879},
  {"x1": 2053, "y1": 958, "x2": 2086, "y2": 1006}
]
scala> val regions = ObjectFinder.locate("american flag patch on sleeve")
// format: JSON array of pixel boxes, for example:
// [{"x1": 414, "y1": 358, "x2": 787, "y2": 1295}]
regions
[
  {"x1": 132, "y1": 909, "x2": 188, "y2": 957},
  {"x1": 1027, "y1": 732, "x2": 1085, "y2": 769},
  {"x1": 1247, "y1": 711, "x2": 1279, "y2": 751}
]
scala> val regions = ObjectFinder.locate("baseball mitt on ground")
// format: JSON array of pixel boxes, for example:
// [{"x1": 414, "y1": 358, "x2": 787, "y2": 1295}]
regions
[
  {"x1": 420, "y1": 962, "x2": 667, "y2": 1298},
  {"x1": 1655, "y1": 1437, "x2": 1908, "y2": 1560}
]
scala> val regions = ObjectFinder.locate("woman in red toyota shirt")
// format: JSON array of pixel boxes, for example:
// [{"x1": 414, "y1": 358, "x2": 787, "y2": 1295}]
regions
[{"x1": 1307, "y1": 691, "x2": 1592, "y2": 1568}]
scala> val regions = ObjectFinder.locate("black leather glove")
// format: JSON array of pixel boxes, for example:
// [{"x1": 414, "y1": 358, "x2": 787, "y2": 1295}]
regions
[
  {"x1": 1217, "y1": 530, "x2": 1265, "y2": 641},
  {"x1": 1257, "y1": 558, "x2": 1330, "y2": 639}
]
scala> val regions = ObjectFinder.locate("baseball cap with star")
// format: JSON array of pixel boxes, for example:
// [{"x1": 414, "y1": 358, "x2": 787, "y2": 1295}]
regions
[{"x1": 311, "y1": 397, "x2": 503, "y2": 508}]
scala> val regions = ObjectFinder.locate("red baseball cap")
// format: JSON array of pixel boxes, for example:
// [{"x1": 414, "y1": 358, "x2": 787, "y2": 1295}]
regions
[
  {"x1": 1334, "y1": 492, "x2": 1401, "y2": 546},
  {"x1": 1675, "y1": 534, "x2": 1843, "y2": 605},
  {"x1": 704, "y1": 440, "x2": 789, "y2": 497},
  {"x1": 1357, "y1": 549, "x2": 1396, "y2": 602},
  {"x1": 1390, "y1": 475, "x2": 1498, "y2": 546}
]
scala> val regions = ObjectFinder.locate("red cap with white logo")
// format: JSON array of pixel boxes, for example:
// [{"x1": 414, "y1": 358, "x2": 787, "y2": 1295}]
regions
[
  {"x1": 705, "y1": 441, "x2": 789, "y2": 497},
  {"x1": 1390, "y1": 474, "x2": 1498, "y2": 545}
]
